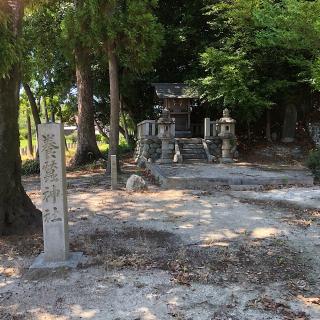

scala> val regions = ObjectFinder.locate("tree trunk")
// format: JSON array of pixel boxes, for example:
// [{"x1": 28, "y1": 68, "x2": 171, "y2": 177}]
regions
[
  {"x1": 282, "y1": 104, "x2": 297, "y2": 143},
  {"x1": 95, "y1": 119, "x2": 110, "y2": 143},
  {"x1": 106, "y1": 40, "x2": 120, "y2": 173},
  {"x1": 23, "y1": 83, "x2": 41, "y2": 133},
  {"x1": 27, "y1": 113, "x2": 33, "y2": 157},
  {"x1": 120, "y1": 96, "x2": 130, "y2": 145},
  {"x1": 43, "y1": 97, "x2": 49, "y2": 123},
  {"x1": 266, "y1": 109, "x2": 272, "y2": 142},
  {"x1": 50, "y1": 106, "x2": 55, "y2": 123},
  {"x1": 0, "y1": 1, "x2": 41, "y2": 235},
  {"x1": 71, "y1": 44, "x2": 102, "y2": 166},
  {"x1": 23, "y1": 83, "x2": 41, "y2": 159}
]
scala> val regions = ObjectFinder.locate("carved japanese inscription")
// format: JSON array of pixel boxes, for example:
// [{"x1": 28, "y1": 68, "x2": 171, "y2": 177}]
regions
[{"x1": 38, "y1": 124, "x2": 69, "y2": 262}]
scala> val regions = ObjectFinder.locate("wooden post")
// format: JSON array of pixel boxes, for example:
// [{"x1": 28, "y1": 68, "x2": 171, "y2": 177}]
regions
[{"x1": 111, "y1": 155, "x2": 118, "y2": 190}]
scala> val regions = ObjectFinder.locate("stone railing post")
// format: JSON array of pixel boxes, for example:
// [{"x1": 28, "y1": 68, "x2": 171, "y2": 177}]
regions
[
  {"x1": 137, "y1": 120, "x2": 157, "y2": 139},
  {"x1": 204, "y1": 118, "x2": 217, "y2": 139},
  {"x1": 171, "y1": 118, "x2": 176, "y2": 138}
]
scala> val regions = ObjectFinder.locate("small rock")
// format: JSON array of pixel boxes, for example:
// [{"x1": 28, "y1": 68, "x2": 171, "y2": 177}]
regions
[{"x1": 126, "y1": 175, "x2": 147, "y2": 192}]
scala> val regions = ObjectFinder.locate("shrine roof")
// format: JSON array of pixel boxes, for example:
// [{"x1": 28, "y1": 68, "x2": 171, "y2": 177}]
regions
[{"x1": 152, "y1": 83, "x2": 198, "y2": 99}]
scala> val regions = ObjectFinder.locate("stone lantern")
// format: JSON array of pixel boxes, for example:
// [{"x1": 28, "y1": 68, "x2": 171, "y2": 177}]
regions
[
  {"x1": 157, "y1": 108, "x2": 174, "y2": 164},
  {"x1": 217, "y1": 108, "x2": 236, "y2": 163}
]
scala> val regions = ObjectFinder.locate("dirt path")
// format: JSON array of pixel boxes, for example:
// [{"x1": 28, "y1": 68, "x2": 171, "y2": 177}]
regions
[{"x1": 1, "y1": 168, "x2": 320, "y2": 320}]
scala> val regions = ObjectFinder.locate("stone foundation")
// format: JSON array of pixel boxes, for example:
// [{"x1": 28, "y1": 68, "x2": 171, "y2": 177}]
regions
[
  {"x1": 134, "y1": 138, "x2": 175, "y2": 164},
  {"x1": 135, "y1": 137, "x2": 237, "y2": 164},
  {"x1": 204, "y1": 138, "x2": 223, "y2": 159}
]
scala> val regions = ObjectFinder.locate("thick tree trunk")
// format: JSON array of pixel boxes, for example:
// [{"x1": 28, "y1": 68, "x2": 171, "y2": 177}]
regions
[
  {"x1": 106, "y1": 40, "x2": 120, "y2": 173},
  {"x1": 71, "y1": 44, "x2": 101, "y2": 166},
  {"x1": 27, "y1": 113, "x2": 33, "y2": 157},
  {"x1": 0, "y1": 1, "x2": 40, "y2": 235}
]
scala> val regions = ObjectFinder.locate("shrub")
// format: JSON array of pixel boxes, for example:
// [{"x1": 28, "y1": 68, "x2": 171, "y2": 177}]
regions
[
  {"x1": 306, "y1": 149, "x2": 320, "y2": 180},
  {"x1": 21, "y1": 159, "x2": 40, "y2": 175},
  {"x1": 20, "y1": 128, "x2": 28, "y2": 140},
  {"x1": 66, "y1": 132, "x2": 77, "y2": 143},
  {"x1": 96, "y1": 134, "x2": 103, "y2": 142}
]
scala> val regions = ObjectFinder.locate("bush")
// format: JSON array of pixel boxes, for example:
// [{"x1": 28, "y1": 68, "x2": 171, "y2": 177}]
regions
[
  {"x1": 66, "y1": 132, "x2": 77, "y2": 143},
  {"x1": 20, "y1": 128, "x2": 28, "y2": 140},
  {"x1": 96, "y1": 134, "x2": 103, "y2": 142},
  {"x1": 21, "y1": 159, "x2": 40, "y2": 175},
  {"x1": 306, "y1": 149, "x2": 320, "y2": 180}
]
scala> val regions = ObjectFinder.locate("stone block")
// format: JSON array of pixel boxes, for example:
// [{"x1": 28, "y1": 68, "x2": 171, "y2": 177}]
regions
[
  {"x1": 126, "y1": 174, "x2": 147, "y2": 192},
  {"x1": 38, "y1": 123, "x2": 69, "y2": 263}
]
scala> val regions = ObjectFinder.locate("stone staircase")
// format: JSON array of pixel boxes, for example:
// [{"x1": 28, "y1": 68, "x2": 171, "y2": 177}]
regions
[{"x1": 177, "y1": 138, "x2": 208, "y2": 163}]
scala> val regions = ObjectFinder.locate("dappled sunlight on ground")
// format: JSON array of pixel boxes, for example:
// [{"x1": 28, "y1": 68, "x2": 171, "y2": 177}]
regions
[{"x1": 1, "y1": 171, "x2": 319, "y2": 319}]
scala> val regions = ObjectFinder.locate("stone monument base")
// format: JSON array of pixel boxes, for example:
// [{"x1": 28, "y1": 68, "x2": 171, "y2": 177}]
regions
[{"x1": 30, "y1": 252, "x2": 83, "y2": 269}]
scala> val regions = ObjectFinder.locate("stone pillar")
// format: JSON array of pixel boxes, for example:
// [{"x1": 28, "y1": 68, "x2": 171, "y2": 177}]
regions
[
  {"x1": 31, "y1": 123, "x2": 82, "y2": 269},
  {"x1": 111, "y1": 155, "x2": 118, "y2": 190},
  {"x1": 39, "y1": 124, "x2": 69, "y2": 262},
  {"x1": 152, "y1": 121, "x2": 156, "y2": 136},
  {"x1": 171, "y1": 118, "x2": 176, "y2": 137},
  {"x1": 217, "y1": 109, "x2": 236, "y2": 164},
  {"x1": 160, "y1": 139, "x2": 172, "y2": 164},
  {"x1": 204, "y1": 118, "x2": 211, "y2": 139},
  {"x1": 221, "y1": 138, "x2": 232, "y2": 162}
]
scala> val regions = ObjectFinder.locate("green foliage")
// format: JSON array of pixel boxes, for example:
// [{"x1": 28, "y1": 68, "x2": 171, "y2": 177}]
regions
[
  {"x1": 196, "y1": 48, "x2": 270, "y2": 122},
  {"x1": 21, "y1": 159, "x2": 40, "y2": 176},
  {"x1": 0, "y1": 4, "x2": 20, "y2": 77},
  {"x1": 66, "y1": 132, "x2": 77, "y2": 143},
  {"x1": 88, "y1": 0, "x2": 164, "y2": 73},
  {"x1": 20, "y1": 128, "x2": 29, "y2": 141},
  {"x1": 195, "y1": 0, "x2": 320, "y2": 124},
  {"x1": 306, "y1": 149, "x2": 320, "y2": 180},
  {"x1": 23, "y1": 2, "x2": 74, "y2": 101}
]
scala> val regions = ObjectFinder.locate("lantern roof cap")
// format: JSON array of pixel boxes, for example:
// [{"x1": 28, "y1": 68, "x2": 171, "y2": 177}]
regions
[{"x1": 217, "y1": 108, "x2": 236, "y2": 124}]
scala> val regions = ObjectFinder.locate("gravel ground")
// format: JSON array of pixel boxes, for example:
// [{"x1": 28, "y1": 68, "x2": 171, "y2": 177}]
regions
[{"x1": 0, "y1": 166, "x2": 319, "y2": 320}]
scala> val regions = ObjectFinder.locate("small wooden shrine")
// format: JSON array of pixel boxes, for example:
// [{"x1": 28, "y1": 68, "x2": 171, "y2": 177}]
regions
[{"x1": 152, "y1": 83, "x2": 198, "y2": 137}]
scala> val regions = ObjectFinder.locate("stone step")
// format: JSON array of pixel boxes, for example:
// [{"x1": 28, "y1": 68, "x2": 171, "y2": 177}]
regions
[
  {"x1": 180, "y1": 144, "x2": 204, "y2": 149},
  {"x1": 182, "y1": 154, "x2": 207, "y2": 160},
  {"x1": 177, "y1": 138, "x2": 203, "y2": 144},
  {"x1": 183, "y1": 159, "x2": 208, "y2": 164},
  {"x1": 181, "y1": 149, "x2": 206, "y2": 154}
]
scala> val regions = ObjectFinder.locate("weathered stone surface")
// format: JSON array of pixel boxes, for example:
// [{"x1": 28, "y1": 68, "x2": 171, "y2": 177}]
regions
[
  {"x1": 31, "y1": 123, "x2": 83, "y2": 269},
  {"x1": 146, "y1": 162, "x2": 314, "y2": 190},
  {"x1": 135, "y1": 137, "x2": 162, "y2": 163},
  {"x1": 38, "y1": 123, "x2": 69, "y2": 262},
  {"x1": 126, "y1": 174, "x2": 147, "y2": 192}
]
